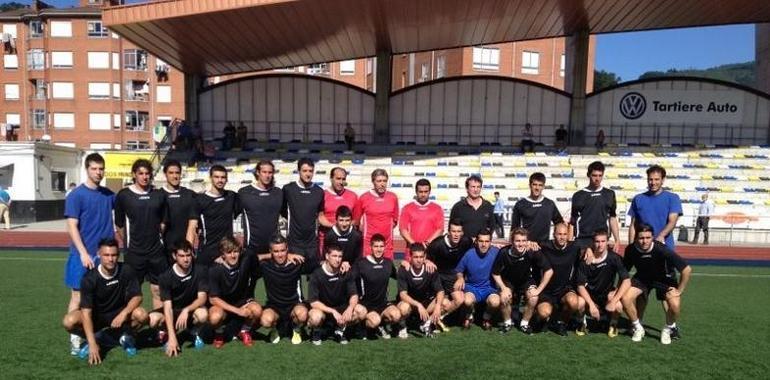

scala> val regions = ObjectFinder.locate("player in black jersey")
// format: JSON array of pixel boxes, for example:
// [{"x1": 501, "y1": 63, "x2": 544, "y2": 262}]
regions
[
  {"x1": 621, "y1": 225, "x2": 691, "y2": 345},
  {"x1": 492, "y1": 228, "x2": 553, "y2": 334},
  {"x1": 190, "y1": 165, "x2": 241, "y2": 266},
  {"x1": 62, "y1": 239, "x2": 148, "y2": 365},
  {"x1": 396, "y1": 244, "x2": 445, "y2": 337},
  {"x1": 536, "y1": 223, "x2": 581, "y2": 336},
  {"x1": 352, "y1": 234, "x2": 402, "y2": 339},
  {"x1": 574, "y1": 229, "x2": 630, "y2": 338},
  {"x1": 324, "y1": 205, "x2": 363, "y2": 272},
  {"x1": 160, "y1": 160, "x2": 198, "y2": 251},
  {"x1": 307, "y1": 244, "x2": 366, "y2": 345},
  {"x1": 114, "y1": 159, "x2": 168, "y2": 309},
  {"x1": 239, "y1": 160, "x2": 283, "y2": 255},
  {"x1": 510, "y1": 172, "x2": 564, "y2": 246},
  {"x1": 207, "y1": 236, "x2": 261, "y2": 348},
  {"x1": 448, "y1": 175, "x2": 496, "y2": 239},
  {"x1": 425, "y1": 218, "x2": 472, "y2": 321},
  {"x1": 147, "y1": 241, "x2": 208, "y2": 356},
  {"x1": 570, "y1": 161, "x2": 620, "y2": 250},
  {"x1": 259, "y1": 235, "x2": 311, "y2": 345},
  {"x1": 282, "y1": 157, "x2": 325, "y2": 270}
]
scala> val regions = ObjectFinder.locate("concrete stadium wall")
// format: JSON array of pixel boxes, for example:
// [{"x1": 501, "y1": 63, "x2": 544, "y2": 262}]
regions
[
  {"x1": 586, "y1": 78, "x2": 770, "y2": 146},
  {"x1": 389, "y1": 76, "x2": 572, "y2": 145},
  {"x1": 198, "y1": 74, "x2": 376, "y2": 143}
]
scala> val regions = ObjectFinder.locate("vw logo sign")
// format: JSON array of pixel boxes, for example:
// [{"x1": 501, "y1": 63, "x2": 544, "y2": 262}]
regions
[{"x1": 619, "y1": 92, "x2": 646, "y2": 120}]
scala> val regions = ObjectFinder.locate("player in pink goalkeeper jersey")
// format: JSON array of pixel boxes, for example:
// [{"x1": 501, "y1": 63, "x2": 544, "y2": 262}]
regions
[
  {"x1": 399, "y1": 179, "x2": 444, "y2": 262},
  {"x1": 355, "y1": 169, "x2": 399, "y2": 259},
  {"x1": 319, "y1": 167, "x2": 358, "y2": 255}
]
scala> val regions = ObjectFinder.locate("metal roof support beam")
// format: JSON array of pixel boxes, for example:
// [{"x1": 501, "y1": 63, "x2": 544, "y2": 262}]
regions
[
  {"x1": 566, "y1": 29, "x2": 590, "y2": 146},
  {"x1": 184, "y1": 73, "x2": 202, "y2": 127},
  {"x1": 374, "y1": 50, "x2": 392, "y2": 144}
]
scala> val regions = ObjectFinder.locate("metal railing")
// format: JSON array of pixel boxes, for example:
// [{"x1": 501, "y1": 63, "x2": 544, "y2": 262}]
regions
[
  {"x1": 586, "y1": 123, "x2": 768, "y2": 146},
  {"x1": 199, "y1": 120, "x2": 375, "y2": 144}
]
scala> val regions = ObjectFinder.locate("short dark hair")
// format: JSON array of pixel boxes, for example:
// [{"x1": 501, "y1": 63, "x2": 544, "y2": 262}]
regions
[
  {"x1": 170, "y1": 240, "x2": 194, "y2": 254},
  {"x1": 465, "y1": 175, "x2": 482, "y2": 188},
  {"x1": 476, "y1": 228, "x2": 492, "y2": 239},
  {"x1": 371, "y1": 168, "x2": 388, "y2": 181},
  {"x1": 131, "y1": 159, "x2": 153, "y2": 174},
  {"x1": 646, "y1": 165, "x2": 667, "y2": 178},
  {"x1": 529, "y1": 172, "x2": 546, "y2": 184},
  {"x1": 330, "y1": 167, "x2": 347, "y2": 179},
  {"x1": 494, "y1": 191, "x2": 500, "y2": 196},
  {"x1": 325, "y1": 243, "x2": 343, "y2": 255},
  {"x1": 98, "y1": 238, "x2": 119, "y2": 250},
  {"x1": 297, "y1": 157, "x2": 315, "y2": 171},
  {"x1": 415, "y1": 178, "x2": 431, "y2": 191},
  {"x1": 449, "y1": 218, "x2": 464, "y2": 228},
  {"x1": 587, "y1": 161, "x2": 605, "y2": 176},
  {"x1": 163, "y1": 159, "x2": 182, "y2": 173},
  {"x1": 209, "y1": 165, "x2": 228, "y2": 177},
  {"x1": 409, "y1": 243, "x2": 426, "y2": 255},
  {"x1": 269, "y1": 234, "x2": 288, "y2": 248},
  {"x1": 84, "y1": 153, "x2": 105, "y2": 169},
  {"x1": 371, "y1": 234, "x2": 386, "y2": 245},
  {"x1": 634, "y1": 224, "x2": 655, "y2": 237},
  {"x1": 335, "y1": 205, "x2": 352, "y2": 219},
  {"x1": 511, "y1": 227, "x2": 528, "y2": 238},
  {"x1": 592, "y1": 228, "x2": 609, "y2": 239}
]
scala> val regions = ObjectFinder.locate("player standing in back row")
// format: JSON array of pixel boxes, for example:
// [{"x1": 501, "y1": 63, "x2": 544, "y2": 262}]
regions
[
  {"x1": 159, "y1": 160, "x2": 198, "y2": 251},
  {"x1": 570, "y1": 161, "x2": 619, "y2": 250},
  {"x1": 190, "y1": 165, "x2": 241, "y2": 266},
  {"x1": 355, "y1": 169, "x2": 399, "y2": 259},
  {"x1": 282, "y1": 158, "x2": 325, "y2": 270},
  {"x1": 239, "y1": 160, "x2": 283, "y2": 256},
  {"x1": 511, "y1": 172, "x2": 564, "y2": 246}
]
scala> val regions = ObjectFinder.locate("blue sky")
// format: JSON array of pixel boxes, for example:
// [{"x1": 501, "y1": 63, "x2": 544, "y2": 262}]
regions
[{"x1": 12, "y1": 1, "x2": 758, "y2": 82}]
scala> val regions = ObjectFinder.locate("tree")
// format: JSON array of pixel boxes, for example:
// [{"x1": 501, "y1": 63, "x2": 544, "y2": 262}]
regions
[
  {"x1": 0, "y1": 2, "x2": 27, "y2": 12},
  {"x1": 593, "y1": 69, "x2": 622, "y2": 90}
]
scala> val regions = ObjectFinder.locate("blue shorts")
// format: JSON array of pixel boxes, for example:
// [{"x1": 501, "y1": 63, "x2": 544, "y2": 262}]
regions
[
  {"x1": 64, "y1": 253, "x2": 100, "y2": 290},
  {"x1": 465, "y1": 284, "x2": 497, "y2": 303}
]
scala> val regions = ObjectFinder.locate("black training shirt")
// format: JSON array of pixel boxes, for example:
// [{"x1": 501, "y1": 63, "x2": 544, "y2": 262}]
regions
[
  {"x1": 623, "y1": 242, "x2": 688, "y2": 285},
  {"x1": 575, "y1": 251, "x2": 629, "y2": 296},
  {"x1": 493, "y1": 245, "x2": 551, "y2": 287},
  {"x1": 208, "y1": 252, "x2": 257, "y2": 305},
  {"x1": 539, "y1": 240, "x2": 581, "y2": 294},
  {"x1": 239, "y1": 184, "x2": 283, "y2": 252},
  {"x1": 570, "y1": 187, "x2": 617, "y2": 239},
  {"x1": 195, "y1": 190, "x2": 240, "y2": 264},
  {"x1": 158, "y1": 264, "x2": 208, "y2": 309},
  {"x1": 397, "y1": 266, "x2": 443, "y2": 303},
  {"x1": 511, "y1": 196, "x2": 563, "y2": 243},
  {"x1": 282, "y1": 181, "x2": 324, "y2": 247},
  {"x1": 351, "y1": 256, "x2": 396, "y2": 308},
  {"x1": 161, "y1": 186, "x2": 198, "y2": 250},
  {"x1": 324, "y1": 226, "x2": 363, "y2": 263},
  {"x1": 449, "y1": 198, "x2": 496, "y2": 238},
  {"x1": 426, "y1": 235, "x2": 473, "y2": 275},
  {"x1": 80, "y1": 263, "x2": 141, "y2": 316},
  {"x1": 258, "y1": 260, "x2": 311, "y2": 306},
  {"x1": 307, "y1": 265, "x2": 357, "y2": 308},
  {"x1": 114, "y1": 187, "x2": 166, "y2": 256}
]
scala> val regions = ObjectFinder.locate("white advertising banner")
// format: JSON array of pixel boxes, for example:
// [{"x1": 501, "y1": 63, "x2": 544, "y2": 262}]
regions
[{"x1": 612, "y1": 90, "x2": 744, "y2": 125}]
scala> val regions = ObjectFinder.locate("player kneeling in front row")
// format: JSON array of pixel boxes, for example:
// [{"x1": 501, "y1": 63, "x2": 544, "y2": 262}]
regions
[
  {"x1": 455, "y1": 229, "x2": 502, "y2": 330},
  {"x1": 536, "y1": 223, "x2": 582, "y2": 336},
  {"x1": 492, "y1": 228, "x2": 553, "y2": 334},
  {"x1": 574, "y1": 229, "x2": 630, "y2": 338},
  {"x1": 397, "y1": 244, "x2": 446, "y2": 337},
  {"x1": 207, "y1": 236, "x2": 262, "y2": 348},
  {"x1": 352, "y1": 234, "x2": 403, "y2": 339},
  {"x1": 307, "y1": 244, "x2": 367, "y2": 345},
  {"x1": 622, "y1": 224, "x2": 691, "y2": 344},
  {"x1": 62, "y1": 238, "x2": 148, "y2": 365},
  {"x1": 148, "y1": 240, "x2": 209, "y2": 356},
  {"x1": 259, "y1": 235, "x2": 311, "y2": 345}
]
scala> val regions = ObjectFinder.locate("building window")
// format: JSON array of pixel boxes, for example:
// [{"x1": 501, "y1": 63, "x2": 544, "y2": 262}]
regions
[
  {"x1": 339, "y1": 60, "x2": 355, "y2": 75},
  {"x1": 53, "y1": 113, "x2": 75, "y2": 129},
  {"x1": 51, "y1": 82, "x2": 74, "y2": 99},
  {"x1": 51, "y1": 51, "x2": 73, "y2": 68},
  {"x1": 125, "y1": 80, "x2": 149, "y2": 101},
  {"x1": 87, "y1": 82, "x2": 111, "y2": 99},
  {"x1": 123, "y1": 49, "x2": 147, "y2": 71},
  {"x1": 6, "y1": 113, "x2": 20, "y2": 126},
  {"x1": 30, "y1": 109, "x2": 46, "y2": 129},
  {"x1": 113, "y1": 114, "x2": 121, "y2": 129},
  {"x1": 125, "y1": 140, "x2": 150, "y2": 150},
  {"x1": 50, "y1": 21, "x2": 72, "y2": 38},
  {"x1": 3, "y1": 54, "x2": 18, "y2": 69},
  {"x1": 29, "y1": 21, "x2": 43, "y2": 38},
  {"x1": 89, "y1": 113, "x2": 112, "y2": 130},
  {"x1": 4, "y1": 83, "x2": 19, "y2": 100},
  {"x1": 112, "y1": 83, "x2": 121, "y2": 99},
  {"x1": 112, "y1": 52, "x2": 119, "y2": 70},
  {"x1": 560, "y1": 54, "x2": 565, "y2": 77},
  {"x1": 31, "y1": 79, "x2": 46, "y2": 100},
  {"x1": 2, "y1": 24, "x2": 17, "y2": 38},
  {"x1": 90, "y1": 143, "x2": 112, "y2": 150},
  {"x1": 436, "y1": 56, "x2": 446, "y2": 78},
  {"x1": 156, "y1": 85, "x2": 171, "y2": 103},
  {"x1": 87, "y1": 21, "x2": 109, "y2": 37},
  {"x1": 522, "y1": 51, "x2": 540, "y2": 75},
  {"x1": 125, "y1": 110, "x2": 149, "y2": 131},
  {"x1": 55, "y1": 142, "x2": 76, "y2": 148},
  {"x1": 307, "y1": 63, "x2": 329, "y2": 75},
  {"x1": 473, "y1": 47, "x2": 500, "y2": 71},
  {"x1": 87, "y1": 51, "x2": 110, "y2": 69},
  {"x1": 51, "y1": 171, "x2": 66, "y2": 192},
  {"x1": 366, "y1": 59, "x2": 372, "y2": 75},
  {"x1": 419, "y1": 63, "x2": 429, "y2": 82},
  {"x1": 27, "y1": 49, "x2": 44, "y2": 70},
  {"x1": 155, "y1": 58, "x2": 170, "y2": 81}
]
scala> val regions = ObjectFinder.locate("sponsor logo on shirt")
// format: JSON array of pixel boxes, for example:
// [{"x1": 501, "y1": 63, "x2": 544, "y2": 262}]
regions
[
  {"x1": 328, "y1": 276, "x2": 339, "y2": 282},
  {"x1": 106, "y1": 280, "x2": 119, "y2": 286},
  {"x1": 338, "y1": 238, "x2": 349, "y2": 242},
  {"x1": 139, "y1": 196, "x2": 151, "y2": 200},
  {"x1": 168, "y1": 194, "x2": 180, "y2": 199},
  {"x1": 640, "y1": 254, "x2": 651, "y2": 259},
  {"x1": 215, "y1": 197, "x2": 225, "y2": 203},
  {"x1": 373, "y1": 265, "x2": 383, "y2": 269},
  {"x1": 300, "y1": 190, "x2": 311, "y2": 194},
  {"x1": 595, "y1": 262, "x2": 607, "y2": 269},
  {"x1": 413, "y1": 276, "x2": 423, "y2": 281},
  {"x1": 590, "y1": 193, "x2": 602, "y2": 197},
  {"x1": 532, "y1": 204, "x2": 542, "y2": 208},
  {"x1": 259, "y1": 192, "x2": 270, "y2": 197},
  {"x1": 181, "y1": 275, "x2": 191, "y2": 282}
]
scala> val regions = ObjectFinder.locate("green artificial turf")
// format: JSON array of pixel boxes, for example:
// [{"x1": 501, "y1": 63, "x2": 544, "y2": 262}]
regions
[{"x1": 0, "y1": 250, "x2": 768, "y2": 379}]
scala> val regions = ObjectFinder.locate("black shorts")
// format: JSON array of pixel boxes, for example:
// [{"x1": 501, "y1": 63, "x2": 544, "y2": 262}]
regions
[
  {"x1": 572, "y1": 237, "x2": 593, "y2": 250},
  {"x1": 439, "y1": 272, "x2": 459, "y2": 295},
  {"x1": 265, "y1": 302, "x2": 305, "y2": 321},
  {"x1": 363, "y1": 301, "x2": 394, "y2": 315},
  {"x1": 586, "y1": 289, "x2": 613, "y2": 308},
  {"x1": 92, "y1": 310, "x2": 125, "y2": 332},
  {"x1": 632, "y1": 277, "x2": 678, "y2": 301},
  {"x1": 151, "y1": 307, "x2": 196, "y2": 326},
  {"x1": 124, "y1": 250, "x2": 168, "y2": 284},
  {"x1": 506, "y1": 280, "x2": 537, "y2": 303},
  {"x1": 538, "y1": 286, "x2": 575, "y2": 307},
  {"x1": 289, "y1": 243, "x2": 320, "y2": 271}
]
